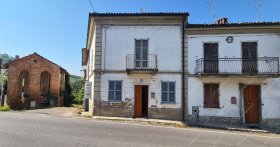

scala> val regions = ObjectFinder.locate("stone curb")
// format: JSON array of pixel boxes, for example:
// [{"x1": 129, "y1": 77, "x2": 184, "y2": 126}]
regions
[
  {"x1": 188, "y1": 124, "x2": 277, "y2": 134},
  {"x1": 91, "y1": 116, "x2": 186, "y2": 127}
]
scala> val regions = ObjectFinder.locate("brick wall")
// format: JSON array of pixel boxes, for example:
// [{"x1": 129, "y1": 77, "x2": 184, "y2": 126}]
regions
[{"x1": 6, "y1": 54, "x2": 63, "y2": 109}]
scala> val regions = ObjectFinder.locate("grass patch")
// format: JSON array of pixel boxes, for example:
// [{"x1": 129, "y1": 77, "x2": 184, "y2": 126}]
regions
[{"x1": 0, "y1": 105, "x2": 10, "y2": 111}]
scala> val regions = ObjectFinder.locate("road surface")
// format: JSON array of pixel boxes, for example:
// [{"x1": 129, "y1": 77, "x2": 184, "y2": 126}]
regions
[{"x1": 0, "y1": 111, "x2": 279, "y2": 147}]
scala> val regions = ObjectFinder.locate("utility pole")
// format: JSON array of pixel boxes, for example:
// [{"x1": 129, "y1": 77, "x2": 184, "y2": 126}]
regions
[{"x1": 0, "y1": 58, "x2": 3, "y2": 106}]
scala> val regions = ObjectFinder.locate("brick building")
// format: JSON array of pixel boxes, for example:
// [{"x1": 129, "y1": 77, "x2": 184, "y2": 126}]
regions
[{"x1": 2, "y1": 53, "x2": 69, "y2": 109}]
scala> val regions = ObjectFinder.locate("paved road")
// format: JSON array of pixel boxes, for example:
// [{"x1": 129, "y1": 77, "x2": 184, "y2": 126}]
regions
[{"x1": 0, "y1": 111, "x2": 279, "y2": 147}]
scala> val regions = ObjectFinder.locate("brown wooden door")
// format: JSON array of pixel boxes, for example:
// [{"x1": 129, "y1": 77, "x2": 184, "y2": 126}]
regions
[
  {"x1": 244, "y1": 85, "x2": 260, "y2": 124},
  {"x1": 134, "y1": 85, "x2": 142, "y2": 118}
]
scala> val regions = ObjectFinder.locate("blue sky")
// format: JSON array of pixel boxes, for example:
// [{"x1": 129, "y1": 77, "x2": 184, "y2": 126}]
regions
[{"x1": 0, "y1": 0, "x2": 279, "y2": 75}]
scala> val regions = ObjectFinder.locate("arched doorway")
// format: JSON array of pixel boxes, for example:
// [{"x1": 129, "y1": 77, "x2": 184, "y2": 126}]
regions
[
  {"x1": 19, "y1": 70, "x2": 29, "y2": 97},
  {"x1": 40, "y1": 71, "x2": 51, "y2": 96}
]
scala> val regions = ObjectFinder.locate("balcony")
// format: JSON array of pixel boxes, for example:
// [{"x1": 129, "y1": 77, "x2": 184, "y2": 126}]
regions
[
  {"x1": 126, "y1": 54, "x2": 158, "y2": 74},
  {"x1": 195, "y1": 57, "x2": 280, "y2": 77}
]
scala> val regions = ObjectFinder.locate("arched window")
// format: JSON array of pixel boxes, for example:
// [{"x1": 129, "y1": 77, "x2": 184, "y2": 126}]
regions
[
  {"x1": 40, "y1": 71, "x2": 50, "y2": 96},
  {"x1": 19, "y1": 70, "x2": 29, "y2": 95}
]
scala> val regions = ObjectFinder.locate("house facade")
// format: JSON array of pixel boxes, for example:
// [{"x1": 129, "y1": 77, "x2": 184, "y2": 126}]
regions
[
  {"x1": 82, "y1": 12, "x2": 188, "y2": 120},
  {"x1": 2, "y1": 53, "x2": 69, "y2": 109},
  {"x1": 186, "y1": 20, "x2": 280, "y2": 129}
]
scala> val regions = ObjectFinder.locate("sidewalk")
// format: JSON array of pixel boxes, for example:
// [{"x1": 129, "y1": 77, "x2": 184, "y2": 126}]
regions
[
  {"x1": 189, "y1": 122, "x2": 279, "y2": 134},
  {"x1": 82, "y1": 113, "x2": 279, "y2": 134}
]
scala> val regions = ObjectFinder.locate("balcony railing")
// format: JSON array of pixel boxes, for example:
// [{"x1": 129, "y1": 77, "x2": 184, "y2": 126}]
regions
[
  {"x1": 195, "y1": 57, "x2": 280, "y2": 76},
  {"x1": 126, "y1": 54, "x2": 158, "y2": 74}
]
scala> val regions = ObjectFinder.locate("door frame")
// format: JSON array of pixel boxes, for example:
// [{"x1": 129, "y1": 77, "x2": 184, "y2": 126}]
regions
[
  {"x1": 134, "y1": 84, "x2": 149, "y2": 118},
  {"x1": 240, "y1": 84, "x2": 262, "y2": 124}
]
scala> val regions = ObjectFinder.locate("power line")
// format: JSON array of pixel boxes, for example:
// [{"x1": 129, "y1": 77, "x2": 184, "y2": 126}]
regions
[{"x1": 88, "y1": 0, "x2": 96, "y2": 12}]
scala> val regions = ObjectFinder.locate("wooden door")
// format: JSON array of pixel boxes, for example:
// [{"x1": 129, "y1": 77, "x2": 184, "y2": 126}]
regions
[
  {"x1": 242, "y1": 42, "x2": 258, "y2": 73},
  {"x1": 134, "y1": 85, "x2": 142, "y2": 117},
  {"x1": 244, "y1": 85, "x2": 260, "y2": 124},
  {"x1": 204, "y1": 43, "x2": 219, "y2": 73}
]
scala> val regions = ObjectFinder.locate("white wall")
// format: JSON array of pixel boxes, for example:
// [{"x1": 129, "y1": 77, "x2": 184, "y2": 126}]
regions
[
  {"x1": 100, "y1": 73, "x2": 182, "y2": 108},
  {"x1": 102, "y1": 26, "x2": 182, "y2": 71},
  {"x1": 188, "y1": 77, "x2": 280, "y2": 119},
  {"x1": 188, "y1": 34, "x2": 280, "y2": 74}
]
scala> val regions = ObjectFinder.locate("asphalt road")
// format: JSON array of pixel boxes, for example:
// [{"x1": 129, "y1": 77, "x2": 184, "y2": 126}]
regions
[{"x1": 0, "y1": 111, "x2": 279, "y2": 147}]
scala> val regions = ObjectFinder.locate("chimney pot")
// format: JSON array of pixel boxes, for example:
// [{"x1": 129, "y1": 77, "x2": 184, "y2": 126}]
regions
[
  {"x1": 15, "y1": 55, "x2": 20, "y2": 60},
  {"x1": 217, "y1": 18, "x2": 228, "y2": 25}
]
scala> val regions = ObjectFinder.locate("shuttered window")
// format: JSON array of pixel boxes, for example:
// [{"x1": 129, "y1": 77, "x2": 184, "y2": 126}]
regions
[
  {"x1": 204, "y1": 43, "x2": 219, "y2": 73},
  {"x1": 204, "y1": 84, "x2": 220, "y2": 108},
  {"x1": 161, "y1": 82, "x2": 175, "y2": 103},
  {"x1": 108, "y1": 81, "x2": 122, "y2": 101}
]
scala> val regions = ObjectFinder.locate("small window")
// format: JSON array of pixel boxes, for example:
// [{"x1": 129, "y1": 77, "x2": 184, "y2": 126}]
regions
[
  {"x1": 161, "y1": 82, "x2": 175, "y2": 103},
  {"x1": 108, "y1": 81, "x2": 122, "y2": 101},
  {"x1": 204, "y1": 84, "x2": 220, "y2": 108}
]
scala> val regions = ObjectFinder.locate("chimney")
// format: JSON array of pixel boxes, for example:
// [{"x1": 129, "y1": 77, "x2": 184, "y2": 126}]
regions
[
  {"x1": 15, "y1": 55, "x2": 20, "y2": 60},
  {"x1": 217, "y1": 18, "x2": 228, "y2": 25}
]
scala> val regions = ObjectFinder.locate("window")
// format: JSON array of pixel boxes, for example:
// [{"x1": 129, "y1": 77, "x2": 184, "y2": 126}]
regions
[
  {"x1": 108, "y1": 81, "x2": 122, "y2": 101},
  {"x1": 161, "y1": 82, "x2": 175, "y2": 103},
  {"x1": 40, "y1": 71, "x2": 50, "y2": 96},
  {"x1": 204, "y1": 84, "x2": 220, "y2": 108},
  {"x1": 135, "y1": 39, "x2": 148, "y2": 68},
  {"x1": 19, "y1": 70, "x2": 29, "y2": 95},
  {"x1": 204, "y1": 43, "x2": 218, "y2": 73}
]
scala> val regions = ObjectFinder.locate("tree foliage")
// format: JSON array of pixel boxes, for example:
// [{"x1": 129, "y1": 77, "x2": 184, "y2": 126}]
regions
[
  {"x1": 69, "y1": 75, "x2": 84, "y2": 105},
  {"x1": 0, "y1": 53, "x2": 14, "y2": 65}
]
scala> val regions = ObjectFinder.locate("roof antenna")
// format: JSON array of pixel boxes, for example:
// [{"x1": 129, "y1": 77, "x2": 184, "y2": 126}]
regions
[
  {"x1": 207, "y1": 0, "x2": 216, "y2": 23},
  {"x1": 255, "y1": 0, "x2": 261, "y2": 22},
  {"x1": 139, "y1": 8, "x2": 144, "y2": 13}
]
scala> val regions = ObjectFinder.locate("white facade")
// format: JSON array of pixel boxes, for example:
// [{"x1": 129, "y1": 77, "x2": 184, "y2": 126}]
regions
[
  {"x1": 188, "y1": 33, "x2": 280, "y2": 121},
  {"x1": 101, "y1": 26, "x2": 182, "y2": 72},
  {"x1": 100, "y1": 73, "x2": 182, "y2": 108},
  {"x1": 98, "y1": 25, "x2": 182, "y2": 108}
]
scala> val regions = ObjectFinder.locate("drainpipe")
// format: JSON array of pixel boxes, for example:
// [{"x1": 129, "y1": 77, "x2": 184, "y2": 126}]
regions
[
  {"x1": 181, "y1": 17, "x2": 186, "y2": 121},
  {"x1": 102, "y1": 25, "x2": 109, "y2": 73}
]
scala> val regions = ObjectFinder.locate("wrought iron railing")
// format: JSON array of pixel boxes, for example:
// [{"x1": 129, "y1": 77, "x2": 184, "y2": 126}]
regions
[
  {"x1": 195, "y1": 57, "x2": 280, "y2": 75},
  {"x1": 126, "y1": 54, "x2": 158, "y2": 72}
]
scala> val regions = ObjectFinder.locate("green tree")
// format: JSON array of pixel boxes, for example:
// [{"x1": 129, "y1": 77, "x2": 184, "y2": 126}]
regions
[
  {"x1": 69, "y1": 75, "x2": 84, "y2": 105},
  {"x1": 0, "y1": 53, "x2": 14, "y2": 65}
]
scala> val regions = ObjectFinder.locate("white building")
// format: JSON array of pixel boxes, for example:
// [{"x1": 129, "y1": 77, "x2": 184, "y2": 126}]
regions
[
  {"x1": 82, "y1": 12, "x2": 188, "y2": 120},
  {"x1": 186, "y1": 19, "x2": 280, "y2": 129}
]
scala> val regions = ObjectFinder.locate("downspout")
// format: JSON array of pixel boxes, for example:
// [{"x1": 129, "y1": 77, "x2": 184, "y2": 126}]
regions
[
  {"x1": 102, "y1": 25, "x2": 109, "y2": 73},
  {"x1": 181, "y1": 17, "x2": 186, "y2": 121}
]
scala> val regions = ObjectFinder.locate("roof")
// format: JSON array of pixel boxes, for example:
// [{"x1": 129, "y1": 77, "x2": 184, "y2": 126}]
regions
[
  {"x1": 1, "y1": 52, "x2": 69, "y2": 75},
  {"x1": 90, "y1": 12, "x2": 189, "y2": 17},
  {"x1": 187, "y1": 21, "x2": 280, "y2": 28}
]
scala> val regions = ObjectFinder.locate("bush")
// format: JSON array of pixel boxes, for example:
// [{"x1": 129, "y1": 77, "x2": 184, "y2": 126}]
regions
[
  {"x1": 72, "y1": 87, "x2": 84, "y2": 105},
  {"x1": 7, "y1": 99, "x2": 24, "y2": 110},
  {"x1": 0, "y1": 105, "x2": 10, "y2": 111}
]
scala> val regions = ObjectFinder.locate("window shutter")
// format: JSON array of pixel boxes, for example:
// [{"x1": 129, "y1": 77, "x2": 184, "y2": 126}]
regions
[
  {"x1": 204, "y1": 84, "x2": 219, "y2": 108},
  {"x1": 84, "y1": 81, "x2": 92, "y2": 99},
  {"x1": 203, "y1": 84, "x2": 211, "y2": 108},
  {"x1": 211, "y1": 84, "x2": 220, "y2": 108}
]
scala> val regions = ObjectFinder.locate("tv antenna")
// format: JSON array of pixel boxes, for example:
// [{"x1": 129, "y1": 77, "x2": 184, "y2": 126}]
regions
[
  {"x1": 255, "y1": 0, "x2": 261, "y2": 22},
  {"x1": 207, "y1": 0, "x2": 216, "y2": 23}
]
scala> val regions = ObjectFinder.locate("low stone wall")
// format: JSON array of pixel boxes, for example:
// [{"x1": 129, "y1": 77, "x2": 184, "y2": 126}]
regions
[
  {"x1": 262, "y1": 119, "x2": 280, "y2": 130},
  {"x1": 187, "y1": 115, "x2": 241, "y2": 125},
  {"x1": 93, "y1": 105, "x2": 133, "y2": 118},
  {"x1": 148, "y1": 108, "x2": 182, "y2": 120}
]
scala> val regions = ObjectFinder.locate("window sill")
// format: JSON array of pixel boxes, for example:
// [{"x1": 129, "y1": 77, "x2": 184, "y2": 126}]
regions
[
  {"x1": 108, "y1": 101, "x2": 122, "y2": 103},
  {"x1": 203, "y1": 107, "x2": 221, "y2": 109},
  {"x1": 161, "y1": 102, "x2": 176, "y2": 105}
]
